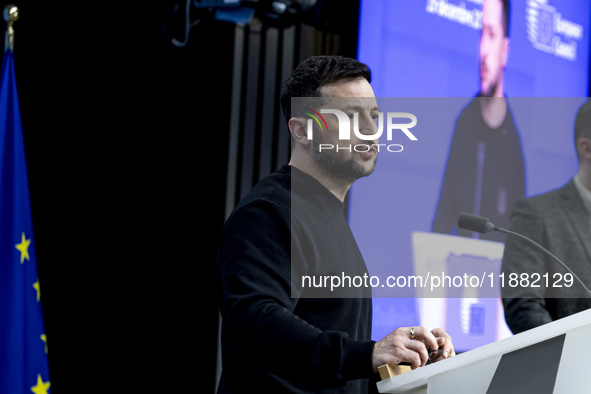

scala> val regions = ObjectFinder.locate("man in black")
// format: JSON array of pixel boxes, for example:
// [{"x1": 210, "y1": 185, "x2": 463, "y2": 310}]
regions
[
  {"x1": 433, "y1": 0, "x2": 525, "y2": 242},
  {"x1": 216, "y1": 56, "x2": 454, "y2": 393}
]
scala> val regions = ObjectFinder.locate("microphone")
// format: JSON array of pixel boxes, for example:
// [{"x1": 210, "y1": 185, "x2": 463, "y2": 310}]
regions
[
  {"x1": 458, "y1": 212, "x2": 495, "y2": 234},
  {"x1": 457, "y1": 212, "x2": 591, "y2": 298}
]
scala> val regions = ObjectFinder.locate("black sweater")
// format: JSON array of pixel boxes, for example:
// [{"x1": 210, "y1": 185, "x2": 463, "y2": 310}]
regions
[
  {"x1": 433, "y1": 96, "x2": 524, "y2": 242},
  {"x1": 216, "y1": 164, "x2": 376, "y2": 393}
]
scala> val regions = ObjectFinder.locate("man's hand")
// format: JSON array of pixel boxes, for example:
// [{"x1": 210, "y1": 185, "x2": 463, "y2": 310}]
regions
[
  {"x1": 430, "y1": 327, "x2": 455, "y2": 361},
  {"x1": 372, "y1": 327, "x2": 454, "y2": 372}
]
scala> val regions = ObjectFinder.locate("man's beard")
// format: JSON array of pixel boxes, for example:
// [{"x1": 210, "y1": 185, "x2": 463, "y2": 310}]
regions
[
  {"x1": 310, "y1": 139, "x2": 377, "y2": 183},
  {"x1": 481, "y1": 82, "x2": 498, "y2": 98},
  {"x1": 480, "y1": 68, "x2": 500, "y2": 98}
]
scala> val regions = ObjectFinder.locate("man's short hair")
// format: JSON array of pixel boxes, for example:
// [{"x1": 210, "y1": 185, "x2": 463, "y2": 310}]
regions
[
  {"x1": 575, "y1": 100, "x2": 591, "y2": 158},
  {"x1": 501, "y1": 0, "x2": 510, "y2": 38},
  {"x1": 280, "y1": 55, "x2": 372, "y2": 125}
]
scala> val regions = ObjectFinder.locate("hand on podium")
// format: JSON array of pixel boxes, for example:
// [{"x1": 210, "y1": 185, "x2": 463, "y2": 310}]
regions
[{"x1": 372, "y1": 327, "x2": 455, "y2": 378}]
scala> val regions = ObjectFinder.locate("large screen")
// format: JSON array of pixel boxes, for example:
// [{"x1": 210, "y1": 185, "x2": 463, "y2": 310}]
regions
[{"x1": 350, "y1": 0, "x2": 590, "y2": 350}]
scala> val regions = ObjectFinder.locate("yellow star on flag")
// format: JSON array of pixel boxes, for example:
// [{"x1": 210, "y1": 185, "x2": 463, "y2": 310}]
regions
[
  {"x1": 15, "y1": 232, "x2": 31, "y2": 264},
  {"x1": 30, "y1": 374, "x2": 50, "y2": 394},
  {"x1": 40, "y1": 333, "x2": 48, "y2": 354},
  {"x1": 33, "y1": 279, "x2": 41, "y2": 302}
]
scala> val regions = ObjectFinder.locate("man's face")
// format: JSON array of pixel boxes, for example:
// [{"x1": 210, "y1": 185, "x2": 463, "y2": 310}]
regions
[
  {"x1": 479, "y1": 0, "x2": 509, "y2": 97},
  {"x1": 310, "y1": 78, "x2": 380, "y2": 183}
]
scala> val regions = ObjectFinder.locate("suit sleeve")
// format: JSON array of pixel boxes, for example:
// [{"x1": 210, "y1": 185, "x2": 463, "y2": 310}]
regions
[{"x1": 501, "y1": 198, "x2": 553, "y2": 334}]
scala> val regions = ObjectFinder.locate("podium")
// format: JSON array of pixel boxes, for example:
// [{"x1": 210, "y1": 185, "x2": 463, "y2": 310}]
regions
[
  {"x1": 377, "y1": 307, "x2": 591, "y2": 393},
  {"x1": 411, "y1": 232, "x2": 512, "y2": 353}
]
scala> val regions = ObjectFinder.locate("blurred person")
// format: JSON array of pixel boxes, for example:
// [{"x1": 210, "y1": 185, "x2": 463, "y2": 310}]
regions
[
  {"x1": 501, "y1": 100, "x2": 591, "y2": 334},
  {"x1": 433, "y1": 0, "x2": 525, "y2": 242}
]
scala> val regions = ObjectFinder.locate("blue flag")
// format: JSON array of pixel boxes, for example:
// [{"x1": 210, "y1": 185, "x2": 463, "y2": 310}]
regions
[{"x1": 0, "y1": 49, "x2": 51, "y2": 393}]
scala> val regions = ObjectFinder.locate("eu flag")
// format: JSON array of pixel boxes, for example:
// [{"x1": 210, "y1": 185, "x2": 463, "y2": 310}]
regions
[{"x1": 0, "y1": 49, "x2": 51, "y2": 393}]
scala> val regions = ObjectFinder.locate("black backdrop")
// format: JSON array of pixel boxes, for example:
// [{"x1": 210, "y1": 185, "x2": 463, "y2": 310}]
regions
[
  {"x1": 0, "y1": 0, "x2": 360, "y2": 391},
  {"x1": 1, "y1": 1, "x2": 231, "y2": 391}
]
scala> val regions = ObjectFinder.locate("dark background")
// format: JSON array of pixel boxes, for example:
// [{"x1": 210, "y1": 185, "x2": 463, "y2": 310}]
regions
[
  {"x1": 1, "y1": 0, "x2": 358, "y2": 392},
  {"x1": 3, "y1": 1, "x2": 232, "y2": 391}
]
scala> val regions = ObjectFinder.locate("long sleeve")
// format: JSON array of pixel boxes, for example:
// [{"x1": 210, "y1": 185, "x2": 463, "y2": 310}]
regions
[
  {"x1": 501, "y1": 198, "x2": 553, "y2": 334},
  {"x1": 217, "y1": 197, "x2": 374, "y2": 392}
]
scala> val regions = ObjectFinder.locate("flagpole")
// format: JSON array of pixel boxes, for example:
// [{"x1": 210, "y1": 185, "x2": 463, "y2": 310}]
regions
[{"x1": 3, "y1": 4, "x2": 19, "y2": 52}]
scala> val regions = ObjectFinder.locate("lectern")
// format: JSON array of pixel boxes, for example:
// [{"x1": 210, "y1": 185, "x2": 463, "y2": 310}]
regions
[{"x1": 377, "y1": 307, "x2": 591, "y2": 393}]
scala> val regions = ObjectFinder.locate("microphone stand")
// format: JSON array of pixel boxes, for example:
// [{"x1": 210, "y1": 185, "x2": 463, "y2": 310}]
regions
[
  {"x1": 458, "y1": 212, "x2": 591, "y2": 298},
  {"x1": 494, "y1": 226, "x2": 591, "y2": 298}
]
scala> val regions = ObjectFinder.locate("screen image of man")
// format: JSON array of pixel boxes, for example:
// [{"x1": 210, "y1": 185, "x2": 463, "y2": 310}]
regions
[
  {"x1": 501, "y1": 100, "x2": 591, "y2": 335},
  {"x1": 432, "y1": 0, "x2": 525, "y2": 242},
  {"x1": 216, "y1": 56, "x2": 454, "y2": 393}
]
